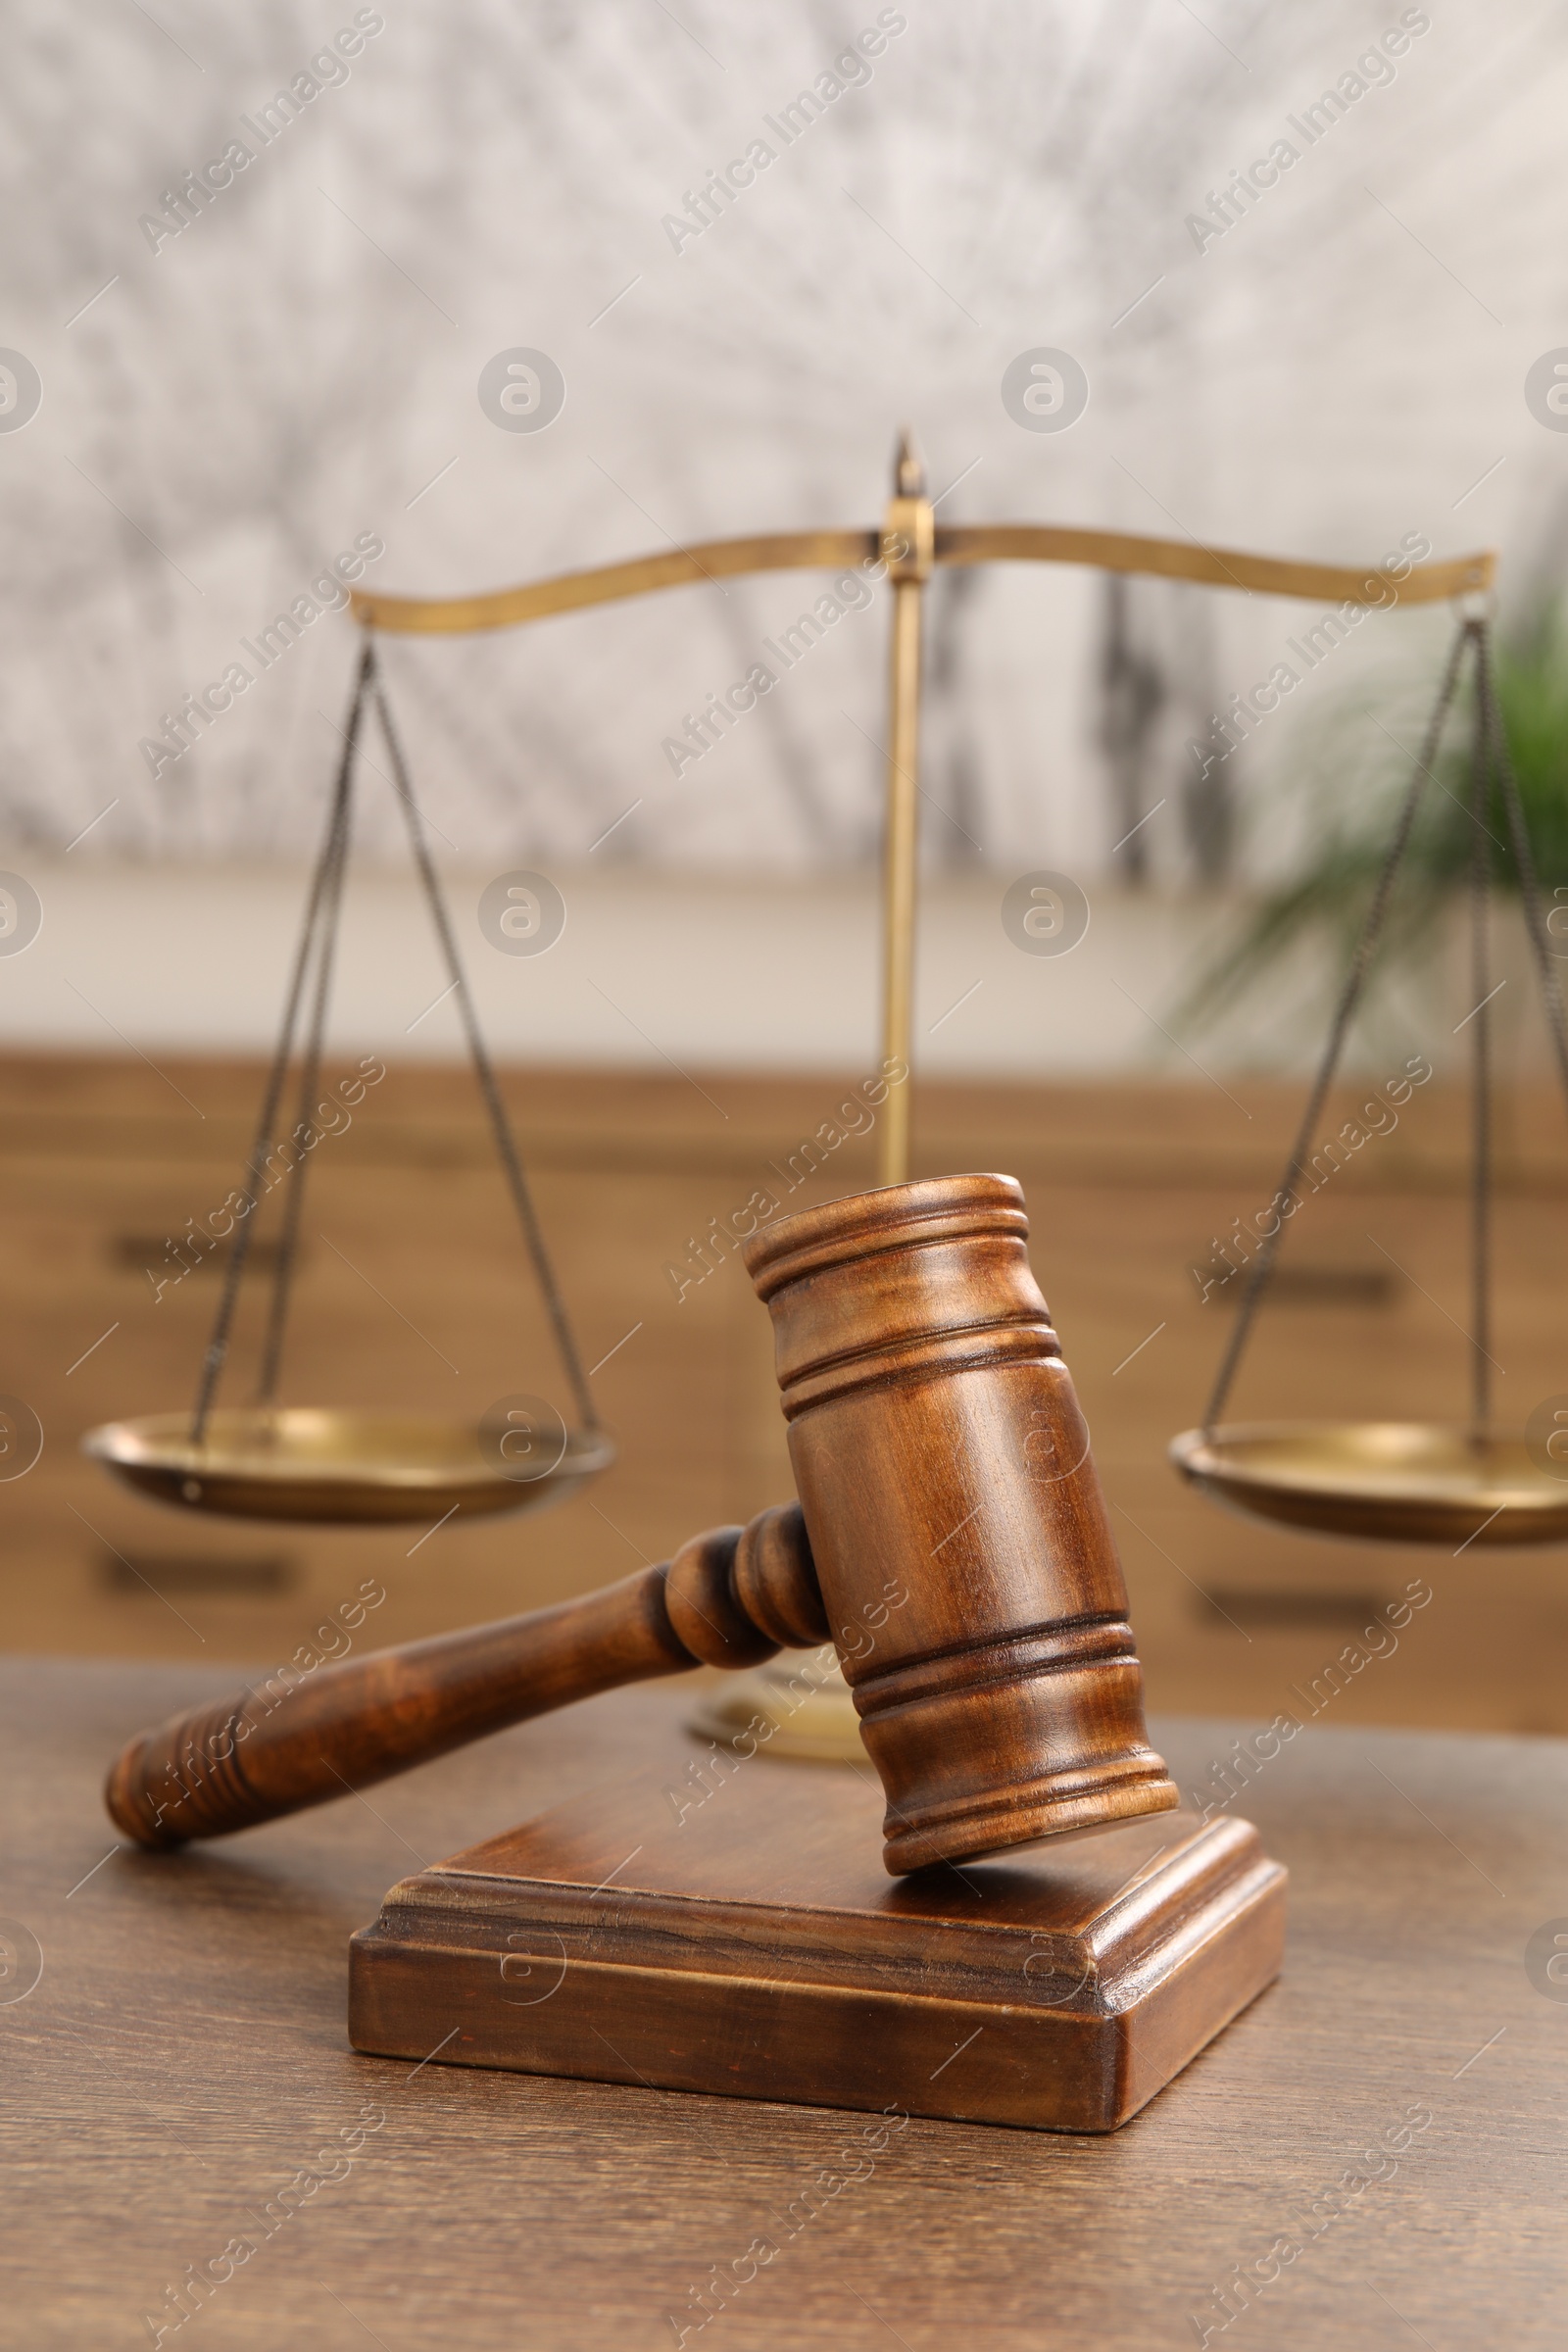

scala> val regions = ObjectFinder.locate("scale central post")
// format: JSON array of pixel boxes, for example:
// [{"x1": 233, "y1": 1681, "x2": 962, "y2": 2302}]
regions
[{"x1": 877, "y1": 433, "x2": 934, "y2": 1189}]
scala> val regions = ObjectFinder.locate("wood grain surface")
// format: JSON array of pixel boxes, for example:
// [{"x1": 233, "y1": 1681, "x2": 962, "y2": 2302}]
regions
[
  {"x1": 10, "y1": 1054, "x2": 1568, "y2": 1744},
  {"x1": 348, "y1": 1772, "x2": 1285, "y2": 2132},
  {"x1": 2, "y1": 1659, "x2": 1563, "y2": 2347},
  {"x1": 742, "y1": 1175, "x2": 1176, "y2": 1868},
  {"x1": 104, "y1": 1509, "x2": 818, "y2": 1848}
]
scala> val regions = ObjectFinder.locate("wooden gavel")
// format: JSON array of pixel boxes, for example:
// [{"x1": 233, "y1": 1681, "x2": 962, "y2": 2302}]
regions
[{"x1": 108, "y1": 1174, "x2": 1178, "y2": 1874}]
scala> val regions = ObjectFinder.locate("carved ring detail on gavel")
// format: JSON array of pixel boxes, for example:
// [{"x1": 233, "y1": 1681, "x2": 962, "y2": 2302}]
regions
[{"x1": 107, "y1": 1173, "x2": 1180, "y2": 1876}]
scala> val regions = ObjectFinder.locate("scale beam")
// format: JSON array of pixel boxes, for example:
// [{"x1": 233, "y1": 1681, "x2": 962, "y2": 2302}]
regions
[
  {"x1": 347, "y1": 465, "x2": 1495, "y2": 1192},
  {"x1": 350, "y1": 530, "x2": 877, "y2": 636},
  {"x1": 349, "y1": 524, "x2": 1494, "y2": 636}
]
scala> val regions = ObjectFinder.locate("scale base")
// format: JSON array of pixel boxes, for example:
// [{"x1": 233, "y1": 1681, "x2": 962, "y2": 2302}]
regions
[{"x1": 349, "y1": 1752, "x2": 1286, "y2": 2132}]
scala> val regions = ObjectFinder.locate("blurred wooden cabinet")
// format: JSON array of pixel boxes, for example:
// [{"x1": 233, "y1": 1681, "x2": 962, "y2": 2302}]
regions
[{"x1": 4, "y1": 1053, "x2": 1568, "y2": 1739}]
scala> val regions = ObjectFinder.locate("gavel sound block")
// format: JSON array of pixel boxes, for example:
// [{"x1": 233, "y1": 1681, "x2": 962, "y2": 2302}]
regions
[{"x1": 109, "y1": 1175, "x2": 1285, "y2": 2131}]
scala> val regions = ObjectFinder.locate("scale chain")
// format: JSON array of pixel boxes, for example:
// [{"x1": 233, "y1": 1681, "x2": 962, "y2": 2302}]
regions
[
  {"x1": 190, "y1": 644, "x2": 373, "y2": 1442},
  {"x1": 192, "y1": 638, "x2": 599, "y2": 1443},
  {"x1": 367, "y1": 644, "x2": 601, "y2": 1436},
  {"x1": 1200, "y1": 616, "x2": 1472, "y2": 1434},
  {"x1": 254, "y1": 708, "x2": 359, "y2": 1404}
]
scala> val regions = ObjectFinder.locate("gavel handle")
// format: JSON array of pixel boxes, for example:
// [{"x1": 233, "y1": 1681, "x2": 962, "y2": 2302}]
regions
[{"x1": 107, "y1": 1503, "x2": 828, "y2": 1848}]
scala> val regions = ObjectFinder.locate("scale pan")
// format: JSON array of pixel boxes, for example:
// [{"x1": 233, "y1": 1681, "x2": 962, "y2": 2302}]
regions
[
  {"x1": 82, "y1": 1408, "x2": 615, "y2": 1527},
  {"x1": 1170, "y1": 1421, "x2": 1568, "y2": 1547}
]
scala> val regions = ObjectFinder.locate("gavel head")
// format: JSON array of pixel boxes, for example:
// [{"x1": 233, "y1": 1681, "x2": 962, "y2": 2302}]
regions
[{"x1": 744, "y1": 1173, "x2": 1177, "y2": 1874}]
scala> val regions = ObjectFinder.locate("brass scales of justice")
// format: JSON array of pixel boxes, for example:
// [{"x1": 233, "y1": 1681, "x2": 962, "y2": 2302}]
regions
[{"x1": 91, "y1": 440, "x2": 1568, "y2": 2132}]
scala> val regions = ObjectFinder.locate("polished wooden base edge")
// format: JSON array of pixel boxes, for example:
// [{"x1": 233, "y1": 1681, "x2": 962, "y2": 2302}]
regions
[{"x1": 347, "y1": 1753, "x2": 1286, "y2": 2132}]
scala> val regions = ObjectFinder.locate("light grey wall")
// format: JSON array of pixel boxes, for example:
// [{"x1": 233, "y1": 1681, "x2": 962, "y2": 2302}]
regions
[
  {"x1": 0, "y1": 0, "x2": 1563, "y2": 889},
  {"x1": 0, "y1": 860, "x2": 1530, "y2": 1082}
]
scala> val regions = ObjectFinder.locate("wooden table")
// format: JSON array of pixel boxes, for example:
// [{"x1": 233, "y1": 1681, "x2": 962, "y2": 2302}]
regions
[{"x1": 3, "y1": 1659, "x2": 1563, "y2": 2347}]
